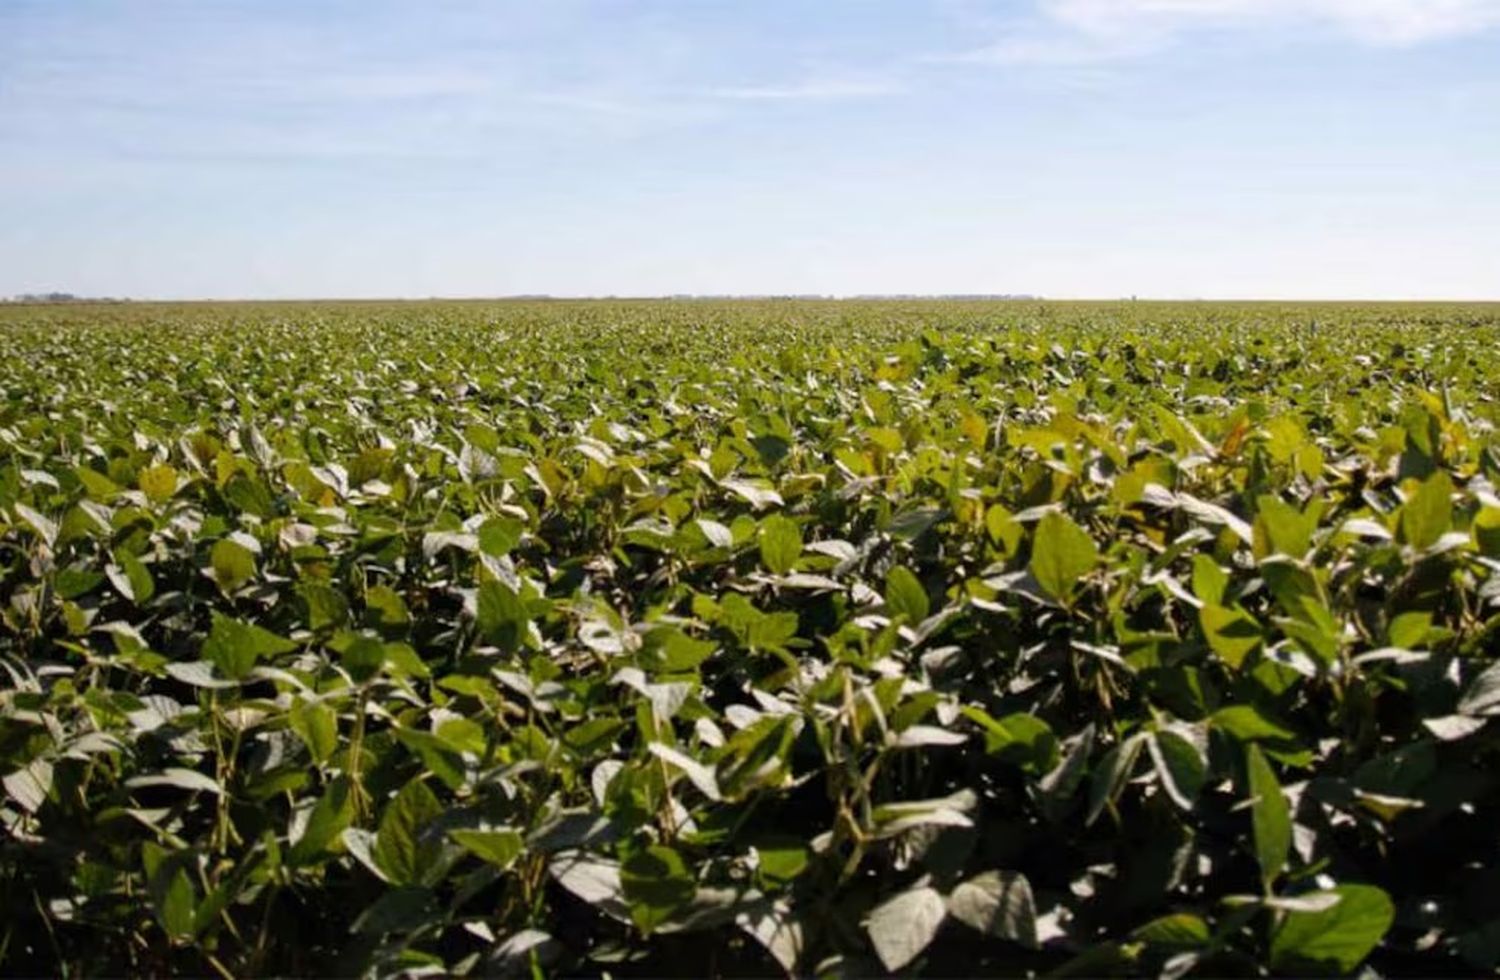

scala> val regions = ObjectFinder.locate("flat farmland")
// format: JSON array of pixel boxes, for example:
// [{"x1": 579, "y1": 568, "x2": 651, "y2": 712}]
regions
[{"x1": 4, "y1": 299, "x2": 1500, "y2": 976}]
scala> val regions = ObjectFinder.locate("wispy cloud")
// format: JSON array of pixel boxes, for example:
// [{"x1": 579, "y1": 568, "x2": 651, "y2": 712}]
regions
[
  {"x1": 526, "y1": 91, "x2": 700, "y2": 119},
  {"x1": 942, "y1": 0, "x2": 1500, "y2": 65},
  {"x1": 705, "y1": 78, "x2": 902, "y2": 101},
  {"x1": 938, "y1": 33, "x2": 1148, "y2": 67}
]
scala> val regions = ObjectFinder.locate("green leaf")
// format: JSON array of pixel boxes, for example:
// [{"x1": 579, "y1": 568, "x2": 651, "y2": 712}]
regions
[
  {"x1": 393, "y1": 727, "x2": 467, "y2": 791},
  {"x1": 1200, "y1": 603, "x2": 1261, "y2": 669},
  {"x1": 1388, "y1": 610, "x2": 1432, "y2": 649},
  {"x1": 1132, "y1": 913, "x2": 1211, "y2": 948},
  {"x1": 1211, "y1": 705, "x2": 1296, "y2": 743},
  {"x1": 985, "y1": 503, "x2": 1023, "y2": 554},
  {"x1": 223, "y1": 473, "x2": 275, "y2": 517},
  {"x1": 1353, "y1": 741, "x2": 1436, "y2": 798},
  {"x1": 141, "y1": 842, "x2": 196, "y2": 941},
  {"x1": 758, "y1": 514, "x2": 802, "y2": 575},
  {"x1": 115, "y1": 550, "x2": 155, "y2": 603},
  {"x1": 55, "y1": 566, "x2": 104, "y2": 600},
  {"x1": 1278, "y1": 594, "x2": 1341, "y2": 664},
  {"x1": 747, "y1": 609, "x2": 799, "y2": 651},
  {"x1": 477, "y1": 580, "x2": 529, "y2": 652},
  {"x1": 201, "y1": 613, "x2": 296, "y2": 680},
  {"x1": 372, "y1": 778, "x2": 445, "y2": 886},
  {"x1": 1039, "y1": 723, "x2": 1096, "y2": 820},
  {"x1": 754, "y1": 840, "x2": 810, "y2": 885},
  {"x1": 383, "y1": 641, "x2": 430, "y2": 678},
  {"x1": 640, "y1": 627, "x2": 716, "y2": 672},
  {"x1": 620, "y1": 845, "x2": 696, "y2": 934},
  {"x1": 870, "y1": 790, "x2": 977, "y2": 836},
  {"x1": 288, "y1": 777, "x2": 355, "y2": 866},
  {"x1": 1087, "y1": 733, "x2": 1146, "y2": 825},
  {"x1": 1475, "y1": 506, "x2": 1500, "y2": 557},
  {"x1": 1191, "y1": 553, "x2": 1229, "y2": 606},
  {"x1": 1401, "y1": 470, "x2": 1453, "y2": 550},
  {"x1": 192, "y1": 858, "x2": 255, "y2": 940},
  {"x1": 563, "y1": 717, "x2": 626, "y2": 755},
  {"x1": 478, "y1": 516, "x2": 524, "y2": 556},
  {"x1": 210, "y1": 538, "x2": 256, "y2": 592},
  {"x1": 1029, "y1": 511, "x2": 1098, "y2": 603},
  {"x1": 884, "y1": 565, "x2": 930, "y2": 624},
  {"x1": 1271, "y1": 884, "x2": 1395, "y2": 973},
  {"x1": 1261, "y1": 560, "x2": 1323, "y2": 623},
  {"x1": 450, "y1": 829, "x2": 524, "y2": 870},
  {"x1": 75, "y1": 466, "x2": 121, "y2": 499},
  {"x1": 1148, "y1": 730, "x2": 1206, "y2": 810},
  {"x1": 964, "y1": 708, "x2": 1059, "y2": 774},
  {"x1": 1254, "y1": 495, "x2": 1319, "y2": 558},
  {"x1": 289, "y1": 699, "x2": 338, "y2": 765},
  {"x1": 351, "y1": 886, "x2": 437, "y2": 935},
  {"x1": 365, "y1": 584, "x2": 410, "y2": 635},
  {"x1": 1247, "y1": 744, "x2": 1291, "y2": 889},
  {"x1": 341, "y1": 634, "x2": 387, "y2": 684},
  {"x1": 435, "y1": 716, "x2": 486, "y2": 754},
  {"x1": 299, "y1": 581, "x2": 349, "y2": 631},
  {"x1": 1153, "y1": 405, "x2": 1217, "y2": 458}
]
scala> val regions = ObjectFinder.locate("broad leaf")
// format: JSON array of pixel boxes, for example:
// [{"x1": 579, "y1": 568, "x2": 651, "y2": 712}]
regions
[
  {"x1": 372, "y1": 778, "x2": 445, "y2": 886},
  {"x1": 884, "y1": 565, "x2": 931, "y2": 623},
  {"x1": 1030, "y1": 511, "x2": 1098, "y2": 603},
  {"x1": 620, "y1": 845, "x2": 696, "y2": 934},
  {"x1": 201, "y1": 613, "x2": 296, "y2": 680},
  {"x1": 1271, "y1": 885, "x2": 1395, "y2": 973},
  {"x1": 1400, "y1": 471, "x2": 1453, "y2": 550},
  {"x1": 758, "y1": 514, "x2": 802, "y2": 575},
  {"x1": 451, "y1": 829, "x2": 525, "y2": 869},
  {"x1": 866, "y1": 885, "x2": 947, "y2": 972},
  {"x1": 947, "y1": 871, "x2": 1037, "y2": 947},
  {"x1": 210, "y1": 538, "x2": 256, "y2": 592},
  {"x1": 1247, "y1": 744, "x2": 1291, "y2": 889}
]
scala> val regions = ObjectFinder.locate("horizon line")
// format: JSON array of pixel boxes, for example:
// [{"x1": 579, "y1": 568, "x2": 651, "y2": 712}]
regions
[{"x1": 5, "y1": 294, "x2": 1500, "y2": 305}]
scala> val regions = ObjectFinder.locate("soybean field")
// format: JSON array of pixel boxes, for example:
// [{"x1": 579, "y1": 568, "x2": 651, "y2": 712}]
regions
[{"x1": 4, "y1": 299, "x2": 1500, "y2": 977}]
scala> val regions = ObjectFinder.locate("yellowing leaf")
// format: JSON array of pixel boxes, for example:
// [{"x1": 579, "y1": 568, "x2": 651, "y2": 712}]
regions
[{"x1": 138, "y1": 464, "x2": 178, "y2": 503}]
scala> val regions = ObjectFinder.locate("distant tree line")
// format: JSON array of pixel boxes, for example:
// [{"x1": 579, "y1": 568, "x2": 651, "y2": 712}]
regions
[{"x1": 5, "y1": 292, "x2": 128, "y2": 303}]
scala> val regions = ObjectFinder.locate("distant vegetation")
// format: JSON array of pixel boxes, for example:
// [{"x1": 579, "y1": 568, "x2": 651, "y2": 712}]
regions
[
  {"x1": 3, "y1": 299, "x2": 1500, "y2": 976},
  {"x1": 5, "y1": 292, "x2": 126, "y2": 304}
]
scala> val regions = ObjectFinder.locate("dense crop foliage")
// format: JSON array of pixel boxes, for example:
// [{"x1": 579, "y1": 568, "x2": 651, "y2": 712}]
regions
[{"x1": 4, "y1": 299, "x2": 1500, "y2": 977}]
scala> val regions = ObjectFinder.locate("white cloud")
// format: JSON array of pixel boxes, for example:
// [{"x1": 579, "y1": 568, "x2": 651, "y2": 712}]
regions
[
  {"x1": 951, "y1": 0, "x2": 1500, "y2": 64},
  {"x1": 1051, "y1": 0, "x2": 1500, "y2": 43}
]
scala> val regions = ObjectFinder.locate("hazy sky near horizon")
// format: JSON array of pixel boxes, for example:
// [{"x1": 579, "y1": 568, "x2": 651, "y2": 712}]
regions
[{"x1": 2, "y1": 0, "x2": 1497, "y2": 300}]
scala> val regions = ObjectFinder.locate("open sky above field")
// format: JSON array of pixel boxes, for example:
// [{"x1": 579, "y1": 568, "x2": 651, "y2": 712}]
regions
[{"x1": 1, "y1": 0, "x2": 1497, "y2": 300}]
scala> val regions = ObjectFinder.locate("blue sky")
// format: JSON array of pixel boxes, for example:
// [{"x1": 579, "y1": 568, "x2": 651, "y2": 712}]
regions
[{"x1": 2, "y1": 0, "x2": 1497, "y2": 300}]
